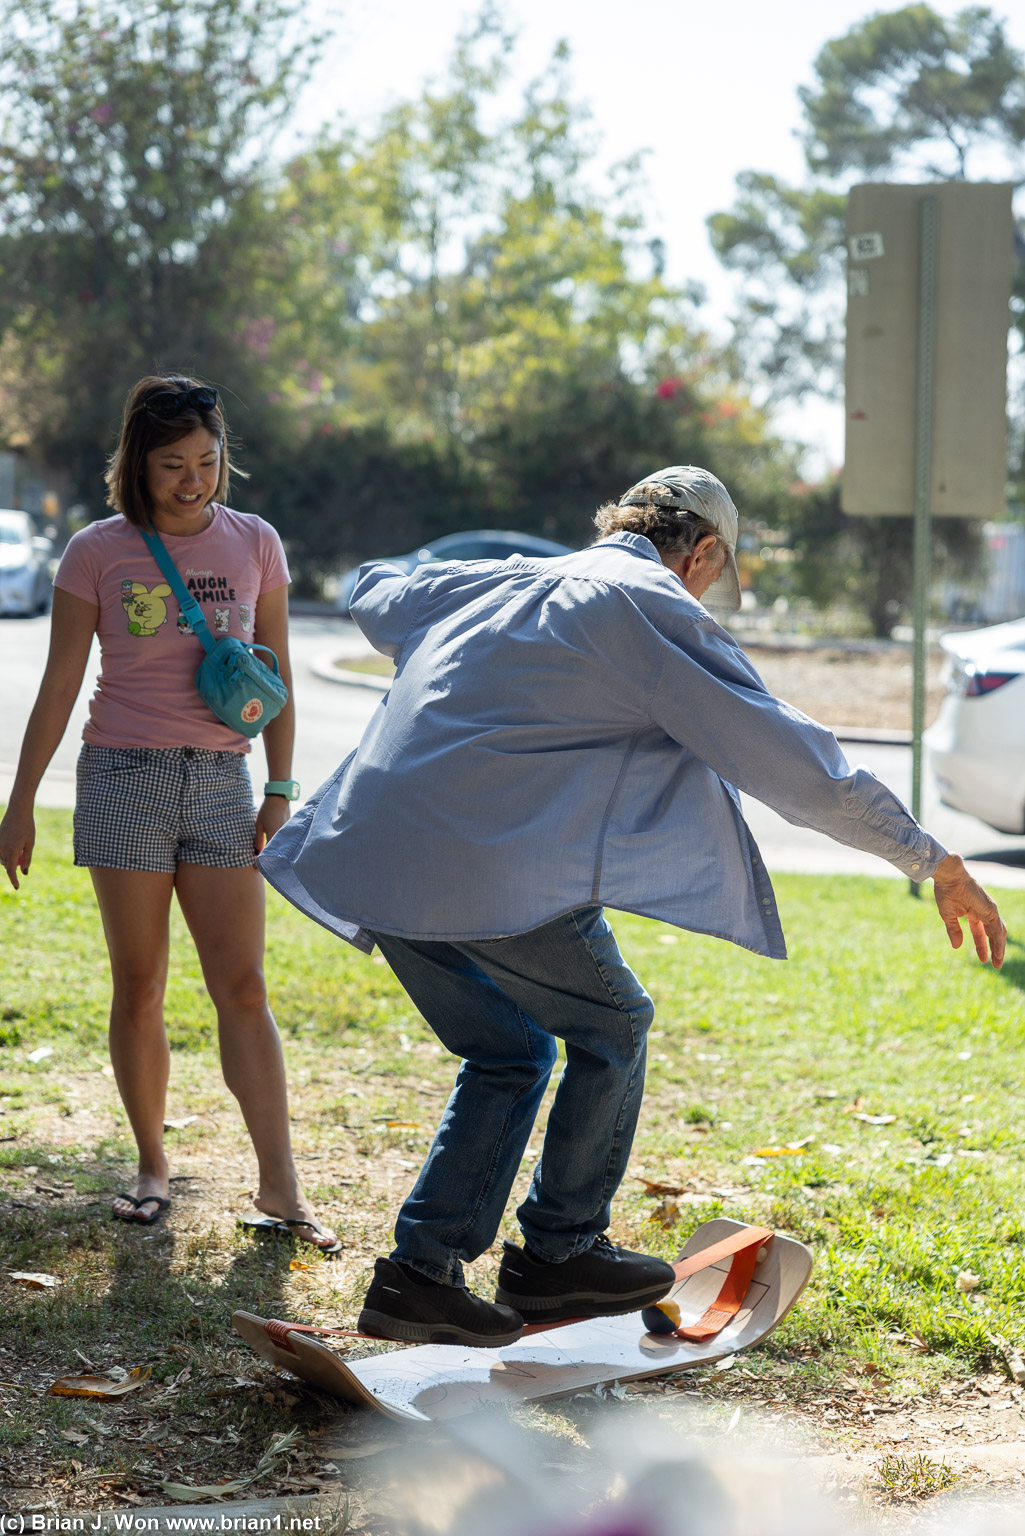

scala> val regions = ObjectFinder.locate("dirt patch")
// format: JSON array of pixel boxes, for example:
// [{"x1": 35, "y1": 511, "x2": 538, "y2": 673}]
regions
[{"x1": 739, "y1": 645, "x2": 945, "y2": 732}]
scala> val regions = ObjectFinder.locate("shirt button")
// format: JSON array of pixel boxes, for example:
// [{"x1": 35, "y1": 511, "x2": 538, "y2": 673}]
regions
[
  {"x1": 911, "y1": 862, "x2": 920, "y2": 871},
  {"x1": 184, "y1": 747, "x2": 195, "y2": 759},
  {"x1": 761, "y1": 897, "x2": 772, "y2": 906}
]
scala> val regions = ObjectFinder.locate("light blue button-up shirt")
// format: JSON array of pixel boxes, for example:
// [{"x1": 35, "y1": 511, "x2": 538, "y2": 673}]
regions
[{"x1": 260, "y1": 533, "x2": 946, "y2": 959}]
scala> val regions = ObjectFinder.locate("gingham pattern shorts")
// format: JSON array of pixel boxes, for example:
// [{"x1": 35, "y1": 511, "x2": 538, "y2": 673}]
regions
[{"x1": 74, "y1": 744, "x2": 258, "y2": 872}]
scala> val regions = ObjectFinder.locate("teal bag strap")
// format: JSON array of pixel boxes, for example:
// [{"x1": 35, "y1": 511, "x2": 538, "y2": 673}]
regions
[{"x1": 139, "y1": 526, "x2": 217, "y2": 655}]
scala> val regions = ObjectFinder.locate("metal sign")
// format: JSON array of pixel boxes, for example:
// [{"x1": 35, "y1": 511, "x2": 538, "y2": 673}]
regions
[{"x1": 843, "y1": 181, "x2": 1014, "y2": 519}]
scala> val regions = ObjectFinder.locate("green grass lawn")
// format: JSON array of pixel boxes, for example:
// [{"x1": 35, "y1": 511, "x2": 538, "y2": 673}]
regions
[{"x1": 2, "y1": 809, "x2": 1025, "y2": 1500}]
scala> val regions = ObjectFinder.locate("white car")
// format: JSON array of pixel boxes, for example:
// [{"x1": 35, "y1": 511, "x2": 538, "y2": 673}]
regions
[
  {"x1": 925, "y1": 617, "x2": 1025, "y2": 833},
  {"x1": 0, "y1": 509, "x2": 53, "y2": 617}
]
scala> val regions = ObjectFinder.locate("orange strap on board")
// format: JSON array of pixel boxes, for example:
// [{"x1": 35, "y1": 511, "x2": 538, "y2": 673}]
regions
[
  {"x1": 670, "y1": 1224, "x2": 774, "y2": 1341},
  {"x1": 260, "y1": 1225, "x2": 775, "y2": 1350}
]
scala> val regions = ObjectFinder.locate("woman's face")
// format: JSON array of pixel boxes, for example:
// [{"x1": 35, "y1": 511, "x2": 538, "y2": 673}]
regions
[{"x1": 145, "y1": 427, "x2": 221, "y2": 533}]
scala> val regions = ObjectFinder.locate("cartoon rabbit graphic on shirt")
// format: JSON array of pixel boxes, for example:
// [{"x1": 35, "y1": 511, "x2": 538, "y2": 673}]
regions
[{"x1": 122, "y1": 580, "x2": 171, "y2": 637}]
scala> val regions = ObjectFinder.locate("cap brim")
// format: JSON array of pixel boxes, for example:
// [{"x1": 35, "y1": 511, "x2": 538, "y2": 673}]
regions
[{"x1": 701, "y1": 548, "x2": 742, "y2": 615}]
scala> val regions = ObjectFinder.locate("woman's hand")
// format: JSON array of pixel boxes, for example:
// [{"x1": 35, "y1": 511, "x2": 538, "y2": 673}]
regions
[
  {"x1": 255, "y1": 795, "x2": 291, "y2": 853},
  {"x1": 932, "y1": 853, "x2": 1006, "y2": 968},
  {"x1": 0, "y1": 802, "x2": 36, "y2": 890}
]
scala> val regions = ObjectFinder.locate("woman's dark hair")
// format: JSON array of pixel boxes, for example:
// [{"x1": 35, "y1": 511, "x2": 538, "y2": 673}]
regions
[{"x1": 105, "y1": 374, "x2": 244, "y2": 526}]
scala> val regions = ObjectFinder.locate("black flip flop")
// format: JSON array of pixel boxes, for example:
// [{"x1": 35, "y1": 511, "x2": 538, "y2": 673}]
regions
[
  {"x1": 112, "y1": 1193, "x2": 171, "y2": 1226},
  {"x1": 238, "y1": 1214, "x2": 343, "y2": 1257}
]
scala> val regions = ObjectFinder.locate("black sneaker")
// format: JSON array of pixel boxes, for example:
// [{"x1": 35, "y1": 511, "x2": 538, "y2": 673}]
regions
[
  {"x1": 495, "y1": 1233, "x2": 676, "y2": 1324},
  {"x1": 357, "y1": 1257, "x2": 524, "y2": 1346}
]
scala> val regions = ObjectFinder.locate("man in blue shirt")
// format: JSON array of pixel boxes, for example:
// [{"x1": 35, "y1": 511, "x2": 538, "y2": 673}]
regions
[{"x1": 261, "y1": 466, "x2": 1005, "y2": 1347}]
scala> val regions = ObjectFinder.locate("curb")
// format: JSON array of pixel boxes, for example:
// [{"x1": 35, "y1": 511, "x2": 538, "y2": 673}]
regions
[{"x1": 309, "y1": 653, "x2": 391, "y2": 690}]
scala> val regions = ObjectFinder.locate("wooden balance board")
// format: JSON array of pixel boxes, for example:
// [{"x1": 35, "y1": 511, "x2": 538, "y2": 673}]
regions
[{"x1": 232, "y1": 1218, "x2": 813, "y2": 1424}]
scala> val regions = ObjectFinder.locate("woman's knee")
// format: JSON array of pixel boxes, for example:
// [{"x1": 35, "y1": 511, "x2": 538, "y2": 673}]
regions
[
  {"x1": 110, "y1": 971, "x2": 165, "y2": 1021},
  {"x1": 208, "y1": 966, "x2": 268, "y2": 1015}
]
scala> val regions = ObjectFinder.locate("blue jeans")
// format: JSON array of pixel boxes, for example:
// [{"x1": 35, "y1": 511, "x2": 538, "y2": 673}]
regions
[{"x1": 369, "y1": 906, "x2": 654, "y2": 1285}]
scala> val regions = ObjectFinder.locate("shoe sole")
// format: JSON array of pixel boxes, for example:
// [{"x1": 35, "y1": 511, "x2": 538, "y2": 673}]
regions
[
  {"x1": 494, "y1": 1279, "x2": 673, "y2": 1325},
  {"x1": 357, "y1": 1307, "x2": 523, "y2": 1348}
]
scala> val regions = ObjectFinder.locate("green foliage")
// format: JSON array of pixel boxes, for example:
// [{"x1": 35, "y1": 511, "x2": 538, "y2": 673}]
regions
[
  {"x1": 710, "y1": 4, "x2": 1025, "y2": 403},
  {"x1": 247, "y1": 20, "x2": 790, "y2": 571},
  {"x1": 708, "y1": 4, "x2": 1025, "y2": 630},
  {"x1": 0, "y1": 5, "x2": 787, "y2": 582},
  {"x1": 800, "y1": 5, "x2": 1025, "y2": 180},
  {"x1": 0, "y1": 0, "x2": 319, "y2": 502},
  {"x1": 776, "y1": 476, "x2": 982, "y2": 634}
]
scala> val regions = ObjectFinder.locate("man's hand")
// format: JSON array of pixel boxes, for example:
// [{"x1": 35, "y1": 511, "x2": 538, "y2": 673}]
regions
[{"x1": 932, "y1": 854, "x2": 1006, "y2": 968}]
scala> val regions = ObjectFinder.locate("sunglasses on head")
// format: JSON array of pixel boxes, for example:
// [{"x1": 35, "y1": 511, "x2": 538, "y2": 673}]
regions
[{"x1": 144, "y1": 385, "x2": 219, "y2": 420}]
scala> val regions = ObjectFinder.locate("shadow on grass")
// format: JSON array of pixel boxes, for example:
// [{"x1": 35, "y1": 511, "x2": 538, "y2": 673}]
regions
[
  {"x1": 0, "y1": 1164, "x2": 355, "y2": 1491},
  {"x1": 995, "y1": 933, "x2": 1025, "y2": 994}
]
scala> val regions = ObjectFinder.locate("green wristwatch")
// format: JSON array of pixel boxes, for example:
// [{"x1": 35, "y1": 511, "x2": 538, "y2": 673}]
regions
[{"x1": 264, "y1": 779, "x2": 300, "y2": 801}]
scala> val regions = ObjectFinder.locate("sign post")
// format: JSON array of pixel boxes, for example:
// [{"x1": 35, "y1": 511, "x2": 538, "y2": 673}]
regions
[
  {"x1": 843, "y1": 181, "x2": 1013, "y2": 892},
  {"x1": 910, "y1": 195, "x2": 937, "y2": 892}
]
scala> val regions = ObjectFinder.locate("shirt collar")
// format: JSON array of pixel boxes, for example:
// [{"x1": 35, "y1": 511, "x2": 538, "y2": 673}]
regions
[{"x1": 595, "y1": 531, "x2": 664, "y2": 564}]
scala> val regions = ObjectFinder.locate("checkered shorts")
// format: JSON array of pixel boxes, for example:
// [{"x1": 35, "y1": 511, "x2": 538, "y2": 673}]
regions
[{"x1": 74, "y1": 745, "x2": 258, "y2": 872}]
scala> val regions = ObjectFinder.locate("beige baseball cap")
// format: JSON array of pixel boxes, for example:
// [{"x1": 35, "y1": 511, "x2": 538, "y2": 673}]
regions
[{"x1": 618, "y1": 464, "x2": 742, "y2": 614}]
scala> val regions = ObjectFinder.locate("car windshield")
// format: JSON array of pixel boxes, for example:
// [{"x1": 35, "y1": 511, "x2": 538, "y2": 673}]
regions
[{"x1": 0, "y1": 525, "x2": 25, "y2": 545}]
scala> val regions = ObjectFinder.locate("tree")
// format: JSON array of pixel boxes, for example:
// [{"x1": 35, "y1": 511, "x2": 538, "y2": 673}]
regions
[
  {"x1": 0, "y1": 0, "x2": 319, "y2": 509},
  {"x1": 248, "y1": 22, "x2": 793, "y2": 574},
  {"x1": 709, "y1": 4, "x2": 1025, "y2": 404},
  {"x1": 708, "y1": 5, "x2": 1024, "y2": 631}
]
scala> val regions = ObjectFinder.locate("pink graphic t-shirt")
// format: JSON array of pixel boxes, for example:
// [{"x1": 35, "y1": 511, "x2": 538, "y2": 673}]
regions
[{"x1": 54, "y1": 506, "x2": 290, "y2": 752}]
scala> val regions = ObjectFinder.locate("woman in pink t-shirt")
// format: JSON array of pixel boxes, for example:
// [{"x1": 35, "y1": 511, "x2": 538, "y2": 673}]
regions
[{"x1": 0, "y1": 375, "x2": 339, "y2": 1252}]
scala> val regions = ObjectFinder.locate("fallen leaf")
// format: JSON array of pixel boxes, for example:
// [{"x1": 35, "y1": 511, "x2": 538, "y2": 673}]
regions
[
  {"x1": 850, "y1": 1113, "x2": 896, "y2": 1126},
  {"x1": 385, "y1": 1120, "x2": 420, "y2": 1130},
  {"x1": 956, "y1": 1271, "x2": 982, "y2": 1292},
  {"x1": 636, "y1": 1178, "x2": 684, "y2": 1197},
  {"x1": 843, "y1": 1097, "x2": 867, "y2": 1114},
  {"x1": 60, "y1": 1429, "x2": 90, "y2": 1444},
  {"x1": 657, "y1": 934, "x2": 678, "y2": 945},
  {"x1": 101, "y1": 1064, "x2": 115, "y2": 1078},
  {"x1": 49, "y1": 1367, "x2": 150, "y2": 1399},
  {"x1": 725, "y1": 1406, "x2": 742, "y2": 1435},
  {"x1": 814, "y1": 1089, "x2": 839, "y2": 1099},
  {"x1": 648, "y1": 1197, "x2": 679, "y2": 1228},
  {"x1": 163, "y1": 1116, "x2": 198, "y2": 1131},
  {"x1": 821, "y1": 1143, "x2": 843, "y2": 1154},
  {"x1": 26, "y1": 1046, "x2": 53, "y2": 1064},
  {"x1": 9, "y1": 1271, "x2": 59, "y2": 1289},
  {"x1": 752, "y1": 1145, "x2": 807, "y2": 1157},
  {"x1": 289, "y1": 1259, "x2": 316, "y2": 1272},
  {"x1": 159, "y1": 1480, "x2": 248, "y2": 1502}
]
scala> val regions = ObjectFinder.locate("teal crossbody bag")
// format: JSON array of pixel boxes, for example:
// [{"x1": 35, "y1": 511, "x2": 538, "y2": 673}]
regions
[{"x1": 140, "y1": 526, "x2": 289, "y2": 739}]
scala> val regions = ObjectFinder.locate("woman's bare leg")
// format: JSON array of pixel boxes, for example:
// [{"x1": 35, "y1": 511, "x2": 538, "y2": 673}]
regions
[
  {"x1": 174, "y1": 861, "x2": 337, "y2": 1248},
  {"x1": 89, "y1": 867, "x2": 175, "y2": 1220}
]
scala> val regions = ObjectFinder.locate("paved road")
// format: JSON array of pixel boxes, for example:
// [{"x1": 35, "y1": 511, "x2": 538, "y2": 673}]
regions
[
  {"x1": 3, "y1": 613, "x2": 1023, "y2": 886},
  {"x1": 0, "y1": 614, "x2": 379, "y2": 808}
]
